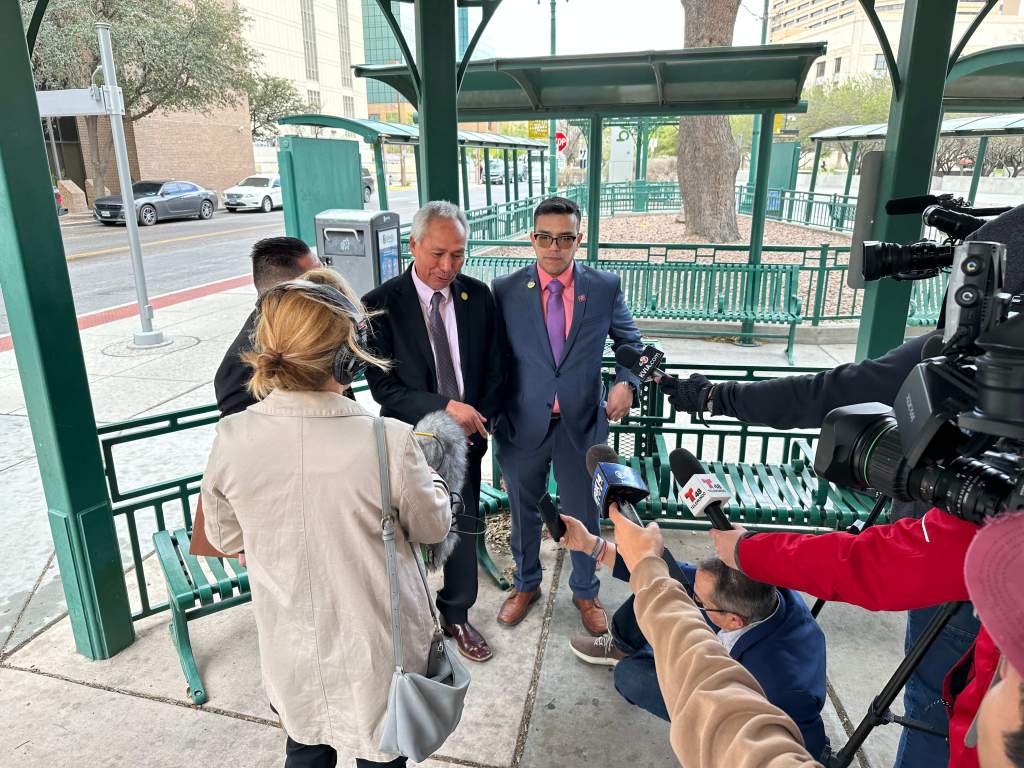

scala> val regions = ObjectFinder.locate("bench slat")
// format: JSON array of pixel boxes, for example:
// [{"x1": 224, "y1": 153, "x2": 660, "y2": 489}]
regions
[{"x1": 171, "y1": 528, "x2": 216, "y2": 606}]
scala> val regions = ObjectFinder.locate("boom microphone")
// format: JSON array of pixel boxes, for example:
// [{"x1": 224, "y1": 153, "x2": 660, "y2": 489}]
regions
[
  {"x1": 669, "y1": 448, "x2": 733, "y2": 530},
  {"x1": 413, "y1": 410, "x2": 467, "y2": 571},
  {"x1": 885, "y1": 195, "x2": 941, "y2": 216}
]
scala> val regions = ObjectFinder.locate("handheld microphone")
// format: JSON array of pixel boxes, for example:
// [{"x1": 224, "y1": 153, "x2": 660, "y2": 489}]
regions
[
  {"x1": 669, "y1": 448, "x2": 733, "y2": 530},
  {"x1": 586, "y1": 444, "x2": 690, "y2": 585},
  {"x1": 538, "y1": 493, "x2": 566, "y2": 542},
  {"x1": 615, "y1": 344, "x2": 666, "y2": 382}
]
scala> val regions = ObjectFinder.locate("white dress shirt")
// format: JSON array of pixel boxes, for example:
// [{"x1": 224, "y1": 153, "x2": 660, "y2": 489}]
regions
[{"x1": 410, "y1": 267, "x2": 465, "y2": 399}]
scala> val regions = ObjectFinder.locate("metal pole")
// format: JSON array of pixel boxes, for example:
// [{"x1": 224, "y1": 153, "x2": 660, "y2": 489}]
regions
[
  {"x1": 503, "y1": 148, "x2": 511, "y2": 205},
  {"x1": 1, "y1": 4, "x2": 135, "y2": 659},
  {"x1": 460, "y1": 145, "x2": 471, "y2": 211},
  {"x1": 585, "y1": 116, "x2": 603, "y2": 264},
  {"x1": 740, "y1": 110, "x2": 775, "y2": 341},
  {"x1": 373, "y1": 140, "x2": 389, "y2": 210},
  {"x1": 96, "y1": 23, "x2": 164, "y2": 347},
  {"x1": 527, "y1": 149, "x2": 534, "y2": 197},
  {"x1": 483, "y1": 148, "x2": 492, "y2": 207},
  {"x1": 414, "y1": 0, "x2": 459, "y2": 203},
  {"x1": 805, "y1": 140, "x2": 822, "y2": 223},
  {"x1": 512, "y1": 149, "x2": 520, "y2": 200},
  {"x1": 856, "y1": 0, "x2": 958, "y2": 361},
  {"x1": 746, "y1": 0, "x2": 771, "y2": 188},
  {"x1": 843, "y1": 140, "x2": 859, "y2": 198},
  {"x1": 540, "y1": 149, "x2": 546, "y2": 195},
  {"x1": 968, "y1": 135, "x2": 988, "y2": 204},
  {"x1": 46, "y1": 117, "x2": 64, "y2": 180},
  {"x1": 547, "y1": 0, "x2": 558, "y2": 194},
  {"x1": 635, "y1": 118, "x2": 649, "y2": 212}
]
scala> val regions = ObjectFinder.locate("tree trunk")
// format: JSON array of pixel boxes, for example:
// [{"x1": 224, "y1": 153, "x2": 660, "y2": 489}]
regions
[{"x1": 676, "y1": 1, "x2": 742, "y2": 241}]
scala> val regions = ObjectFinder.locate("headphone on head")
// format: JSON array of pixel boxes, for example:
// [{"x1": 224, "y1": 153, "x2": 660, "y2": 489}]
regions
[{"x1": 258, "y1": 278, "x2": 370, "y2": 386}]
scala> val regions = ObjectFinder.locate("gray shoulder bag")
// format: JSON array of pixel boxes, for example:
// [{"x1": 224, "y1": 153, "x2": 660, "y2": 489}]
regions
[{"x1": 375, "y1": 418, "x2": 470, "y2": 762}]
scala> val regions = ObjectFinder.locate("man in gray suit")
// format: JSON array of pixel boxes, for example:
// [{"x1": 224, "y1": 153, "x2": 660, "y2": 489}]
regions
[{"x1": 493, "y1": 196, "x2": 642, "y2": 635}]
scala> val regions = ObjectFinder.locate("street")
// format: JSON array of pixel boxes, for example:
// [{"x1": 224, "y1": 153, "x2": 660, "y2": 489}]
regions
[{"x1": 0, "y1": 183, "x2": 522, "y2": 336}]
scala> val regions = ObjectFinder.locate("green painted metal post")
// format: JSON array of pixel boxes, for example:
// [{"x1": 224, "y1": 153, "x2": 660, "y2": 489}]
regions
[
  {"x1": 512, "y1": 149, "x2": 520, "y2": 200},
  {"x1": 413, "y1": 146, "x2": 423, "y2": 205},
  {"x1": 856, "y1": 0, "x2": 958, "y2": 361},
  {"x1": 414, "y1": 0, "x2": 459, "y2": 203},
  {"x1": 503, "y1": 149, "x2": 511, "y2": 205},
  {"x1": 373, "y1": 140, "x2": 389, "y2": 210},
  {"x1": 547, "y1": 0, "x2": 558, "y2": 194},
  {"x1": 968, "y1": 135, "x2": 988, "y2": 204},
  {"x1": 634, "y1": 118, "x2": 649, "y2": 212},
  {"x1": 0, "y1": 5, "x2": 134, "y2": 659},
  {"x1": 540, "y1": 150, "x2": 546, "y2": 196},
  {"x1": 843, "y1": 141, "x2": 859, "y2": 198},
  {"x1": 483, "y1": 148, "x2": 492, "y2": 207},
  {"x1": 740, "y1": 110, "x2": 775, "y2": 340},
  {"x1": 804, "y1": 141, "x2": 822, "y2": 223},
  {"x1": 527, "y1": 150, "x2": 534, "y2": 197},
  {"x1": 586, "y1": 116, "x2": 603, "y2": 264},
  {"x1": 460, "y1": 145, "x2": 471, "y2": 211}
]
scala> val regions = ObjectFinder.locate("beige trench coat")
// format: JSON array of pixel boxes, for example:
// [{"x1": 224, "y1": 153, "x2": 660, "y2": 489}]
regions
[{"x1": 201, "y1": 390, "x2": 452, "y2": 760}]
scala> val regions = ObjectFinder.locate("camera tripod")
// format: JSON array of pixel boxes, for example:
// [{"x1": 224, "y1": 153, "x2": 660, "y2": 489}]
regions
[{"x1": 809, "y1": 494, "x2": 968, "y2": 768}]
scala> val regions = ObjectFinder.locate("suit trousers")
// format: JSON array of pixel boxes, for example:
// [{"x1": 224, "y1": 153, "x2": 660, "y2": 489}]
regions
[
  {"x1": 283, "y1": 737, "x2": 407, "y2": 767},
  {"x1": 498, "y1": 418, "x2": 601, "y2": 600},
  {"x1": 435, "y1": 453, "x2": 483, "y2": 625}
]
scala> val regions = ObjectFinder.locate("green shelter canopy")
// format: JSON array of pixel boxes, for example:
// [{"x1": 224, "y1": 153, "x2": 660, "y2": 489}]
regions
[
  {"x1": 943, "y1": 45, "x2": 1024, "y2": 113},
  {"x1": 277, "y1": 114, "x2": 548, "y2": 150},
  {"x1": 353, "y1": 44, "x2": 825, "y2": 120},
  {"x1": 809, "y1": 112, "x2": 1024, "y2": 143}
]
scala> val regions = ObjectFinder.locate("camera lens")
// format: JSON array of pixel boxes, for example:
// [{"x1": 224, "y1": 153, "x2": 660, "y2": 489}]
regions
[
  {"x1": 859, "y1": 240, "x2": 955, "y2": 282},
  {"x1": 909, "y1": 457, "x2": 1013, "y2": 525},
  {"x1": 855, "y1": 418, "x2": 914, "y2": 500}
]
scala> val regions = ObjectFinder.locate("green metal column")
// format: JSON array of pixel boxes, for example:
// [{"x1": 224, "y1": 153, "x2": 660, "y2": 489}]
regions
[
  {"x1": 843, "y1": 141, "x2": 860, "y2": 198},
  {"x1": 804, "y1": 140, "x2": 822, "y2": 223},
  {"x1": 634, "y1": 118, "x2": 649, "y2": 212},
  {"x1": 540, "y1": 150, "x2": 546, "y2": 195},
  {"x1": 856, "y1": 0, "x2": 958, "y2": 360},
  {"x1": 741, "y1": 110, "x2": 776, "y2": 340},
  {"x1": 414, "y1": 0, "x2": 459, "y2": 203},
  {"x1": 0, "y1": 4, "x2": 134, "y2": 659},
  {"x1": 968, "y1": 135, "x2": 988, "y2": 204},
  {"x1": 503, "y1": 149, "x2": 511, "y2": 205},
  {"x1": 373, "y1": 140, "x2": 389, "y2": 210},
  {"x1": 460, "y1": 145, "x2": 470, "y2": 211},
  {"x1": 585, "y1": 116, "x2": 603, "y2": 264},
  {"x1": 527, "y1": 150, "x2": 534, "y2": 197},
  {"x1": 547, "y1": 0, "x2": 558, "y2": 193},
  {"x1": 413, "y1": 146, "x2": 423, "y2": 205},
  {"x1": 512, "y1": 149, "x2": 520, "y2": 200},
  {"x1": 746, "y1": 0, "x2": 771, "y2": 188},
  {"x1": 483, "y1": 148, "x2": 492, "y2": 207}
]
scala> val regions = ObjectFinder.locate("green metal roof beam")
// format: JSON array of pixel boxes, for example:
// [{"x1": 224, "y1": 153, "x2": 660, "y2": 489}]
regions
[
  {"x1": 857, "y1": 0, "x2": 901, "y2": 96},
  {"x1": 944, "y1": 45, "x2": 1024, "y2": 113},
  {"x1": 948, "y1": 0, "x2": 998, "y2": 74},
  {"x1": 810, "y1": 111, "x2": 1024, "y2": 142}
]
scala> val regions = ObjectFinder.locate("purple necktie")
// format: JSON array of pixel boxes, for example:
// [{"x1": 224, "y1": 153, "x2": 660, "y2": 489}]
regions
[{"x1": 546, "y1": 279, "x2": 566, "y2": 363}]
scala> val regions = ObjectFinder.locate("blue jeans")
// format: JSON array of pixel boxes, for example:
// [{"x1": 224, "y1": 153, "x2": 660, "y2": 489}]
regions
[
  {"x1": 893, "y1": 603, "x2": 980, "y2": 768},
  {"x1": 610, "y1": 596, "x2": 671, "y2": 721}
]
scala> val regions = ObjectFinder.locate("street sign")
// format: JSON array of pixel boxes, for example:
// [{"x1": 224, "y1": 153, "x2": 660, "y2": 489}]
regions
[
  {"x1": 556, "y1": 131, "x2": 568, "y2": 152},
  {"x1": 36, "y1": 85, "x2": 124, "y2": 118},
  {"x1": 773, "y1": 114, "x2": 785, "y2": 133},
  {"x1": 528, "y1": 120, "x2": 548, "y2": 139}
]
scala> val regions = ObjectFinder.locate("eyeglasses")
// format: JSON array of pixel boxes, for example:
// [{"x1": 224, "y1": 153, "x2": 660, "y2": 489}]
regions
[
  {"x1": 692, "y1": 594, "x2": 747, "y2": 622},
  {"x1": 532, "y1": 233, "x2": 578, "y2": 249}
]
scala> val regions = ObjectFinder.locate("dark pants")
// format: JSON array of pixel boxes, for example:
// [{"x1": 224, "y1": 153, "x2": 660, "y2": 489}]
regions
[
  {"x1": 435, "y1": 451, "x2": 482, "y2": 625},
  {"x1": 893, "y1": 602, "x2": 980, "y2": 768},
  {"x1": 609, "y1": 595, "x2": 670, "y2": 721},
  {"x1": 284, "y1": 737, "x2": 407, "y2": 768},
  {"x1": 498, "y1": 418, "x2": 603, "y2": 599}
]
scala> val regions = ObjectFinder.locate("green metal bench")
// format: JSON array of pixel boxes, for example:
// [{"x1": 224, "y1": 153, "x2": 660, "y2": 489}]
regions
[
  {"x1": 907, "y1": 270, "x2": 948, "y2": 327},
  {"x1": 151, "y1": 527, "x2": 251, "y2": 705}
]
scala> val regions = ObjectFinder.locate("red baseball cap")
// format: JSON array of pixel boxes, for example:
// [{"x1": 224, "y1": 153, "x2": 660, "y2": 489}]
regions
[{"x1": 964, "y1": 510, "x2": 1024, "y2": 675}]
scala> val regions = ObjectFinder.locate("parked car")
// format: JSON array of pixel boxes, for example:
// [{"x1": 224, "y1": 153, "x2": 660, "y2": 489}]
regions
[
  {"x1": 486, "y1": 157, "x2": 528, "y2": 184},
  {"x1": 224, "y1": 174, "x2": 282, "y2": 213},
  {"x1": 93, "y1": 180, "x2": 218, "y2": 226},
  {"x1": 362, "y1": 167, "x2": 374, "y2": 203},
  {"x1": 53, "y1": 187, "x2": 67, "y2": 217}
]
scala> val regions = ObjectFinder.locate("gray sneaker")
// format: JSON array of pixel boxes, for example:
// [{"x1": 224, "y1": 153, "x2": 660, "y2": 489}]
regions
[{"x1": 569, "y1": 634, "x2": 628, "y2": 666}]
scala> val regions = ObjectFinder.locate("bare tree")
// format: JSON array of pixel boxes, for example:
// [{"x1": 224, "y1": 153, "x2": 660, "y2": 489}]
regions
[{"x1": 675, "y1": 0, "x2": 742, "y2": 242}]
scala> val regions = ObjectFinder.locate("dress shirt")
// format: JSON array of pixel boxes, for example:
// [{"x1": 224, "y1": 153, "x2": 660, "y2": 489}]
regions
[
  {"x1": 716, "y1": 591, "x2": 781, "y2": 655},
  {"x1": 410, "y1": 267, "x2": 464, "y2": 399}
]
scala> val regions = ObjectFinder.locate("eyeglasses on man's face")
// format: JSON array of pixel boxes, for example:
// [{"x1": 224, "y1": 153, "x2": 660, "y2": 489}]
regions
[
  {"x1": 692, "y1": 594, "x2": 747, "y2": 622},
  {"x1": 532, "y1": 232, "x2": 578, "y2": 249}
]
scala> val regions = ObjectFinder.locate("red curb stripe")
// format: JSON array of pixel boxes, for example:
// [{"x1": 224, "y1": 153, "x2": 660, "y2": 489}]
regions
[{"x1": 0, "y1": 274, "x2": 253, "y2": 353}]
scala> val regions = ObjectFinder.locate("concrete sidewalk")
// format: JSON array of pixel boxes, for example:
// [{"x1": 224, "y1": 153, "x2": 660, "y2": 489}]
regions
[{"x1": 0, "y1": 282, "x2": 906, "y2": 767}]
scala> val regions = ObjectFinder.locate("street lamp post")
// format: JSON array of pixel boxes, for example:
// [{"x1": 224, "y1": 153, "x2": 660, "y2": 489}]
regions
[{"x1": 544, "y1": 0, "x2": 566, "y2": 195}]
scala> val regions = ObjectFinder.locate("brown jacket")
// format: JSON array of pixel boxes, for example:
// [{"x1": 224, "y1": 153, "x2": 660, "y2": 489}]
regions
[
  {"x1": 630, "y1": 556, "x2": 824, "y2": 768},
  {"x1": 202, "y1": 390, "x2": 452, "y2": 761}
]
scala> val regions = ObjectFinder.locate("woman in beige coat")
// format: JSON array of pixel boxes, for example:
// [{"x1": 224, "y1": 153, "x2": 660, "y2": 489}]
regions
[{"x1": 202, "y1": 269, "x2": 453, "y2": 768}]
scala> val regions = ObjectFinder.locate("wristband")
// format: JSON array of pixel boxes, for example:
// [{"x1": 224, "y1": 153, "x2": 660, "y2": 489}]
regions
[{"x1": 589, "y1": 536, "x2": 606, "y2": 560}]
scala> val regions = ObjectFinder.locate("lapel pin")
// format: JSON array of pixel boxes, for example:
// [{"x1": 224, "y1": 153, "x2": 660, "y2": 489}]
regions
[
  {"x1": 460, "y1": 291, "x2": 468, "y2": 301},
  {"x1": 578, "y1": 294, "x2": 586, "y2": 303},
  {"x1": 527, "y1": 280, "x2": 536, "y2": 289}
]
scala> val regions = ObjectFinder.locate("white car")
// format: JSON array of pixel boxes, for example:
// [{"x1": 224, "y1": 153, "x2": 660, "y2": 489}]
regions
[{"x1": 223, "y1": 174, "x2": 282, "y2": 213}]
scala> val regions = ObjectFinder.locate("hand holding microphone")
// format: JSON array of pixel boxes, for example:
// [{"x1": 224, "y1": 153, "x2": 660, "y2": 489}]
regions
[
  {"x1": 613, "y1": 345, "x2": 714, "y2": 414},
  {"x1": 668, "y1": 448, "x2": 733, "y2": 531}
]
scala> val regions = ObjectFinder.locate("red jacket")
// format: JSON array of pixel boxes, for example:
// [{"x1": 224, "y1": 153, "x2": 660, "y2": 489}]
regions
[{"x1": 736, "y1": 508, "x2": 992, "y2": 768}]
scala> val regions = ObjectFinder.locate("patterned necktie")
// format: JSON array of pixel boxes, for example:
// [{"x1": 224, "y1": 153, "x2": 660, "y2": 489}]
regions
[
  {"x1": 428, "y1": 291, "x2": 460, "y2": 399},
  {"x1": 546, "y1": 279, "x2": 566, "y2": 364}
]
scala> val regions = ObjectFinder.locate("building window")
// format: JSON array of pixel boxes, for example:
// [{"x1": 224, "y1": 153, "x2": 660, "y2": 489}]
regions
[
  {"x1": 343, "y1": 96, "x2": 355, "y2": 117},
  {"x1": 816, "y1": 60, "x2": 826, "y2": 78},
  {"x1": 874, "y1": 53, "x2": 886, "y2": 72},
  {"x1": 307, "y1": 89, "x2": 321, "y2": 111},
  {"x1": 834, "y1": 57, "x2": 842, "y2": 75},
  {"x1": 337, "y1": 0, "x2": 352, "y2": 88},
  {"x1": 301, "y1": 0, "x2": 319, "y2": 81}
]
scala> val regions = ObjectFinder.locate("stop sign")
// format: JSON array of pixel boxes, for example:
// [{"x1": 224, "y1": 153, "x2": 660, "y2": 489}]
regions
[{"x1": 555, "y1": 131, "x2": 568, "y2": 152}]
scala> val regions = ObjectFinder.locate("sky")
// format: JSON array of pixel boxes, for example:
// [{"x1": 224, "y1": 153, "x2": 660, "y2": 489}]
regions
[{"x1": 477, "y1": 0, "x2": 767, "y2": 58}]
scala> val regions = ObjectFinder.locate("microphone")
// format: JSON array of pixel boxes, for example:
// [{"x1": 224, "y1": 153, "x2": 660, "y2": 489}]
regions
[
  {"x1": 615, "y1": 344, "x2": 666, "y2": 382},
  {"x1": 885, "y1": 195, "x2": 941, "y2": 216},
  {"x1": 413, "y1": 410, "x2": 468, "y2": 571},
  {"x1": 669, "y1": 448, "x2": 733, "y2": 531}
]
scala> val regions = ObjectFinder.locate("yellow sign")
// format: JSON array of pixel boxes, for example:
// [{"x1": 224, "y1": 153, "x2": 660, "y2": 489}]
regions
[
  {"x1": 773, "y1": 114, "x2": 785, "y2": 134},
  {"x1": 528, "y1": 120, "x2": 549, "y2": 139}
]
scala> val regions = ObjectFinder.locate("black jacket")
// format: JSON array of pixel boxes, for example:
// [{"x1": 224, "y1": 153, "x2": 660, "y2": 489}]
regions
[
  {"x1": 362, "y1": 268, "x2": 504, "y2": 453},
  {"x1": 214, "y1": 309, "x2": 259, "y2": 418}
]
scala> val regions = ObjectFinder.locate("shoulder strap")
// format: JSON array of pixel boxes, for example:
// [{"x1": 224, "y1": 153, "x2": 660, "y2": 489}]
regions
[{"x1": 375, "y1": 417, "x2": 405, "y2": 672}]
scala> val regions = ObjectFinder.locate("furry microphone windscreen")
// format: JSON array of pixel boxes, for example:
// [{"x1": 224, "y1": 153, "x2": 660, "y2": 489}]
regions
[{"x1": 413, "y1": 410, "x2": 468, "y2": 492}]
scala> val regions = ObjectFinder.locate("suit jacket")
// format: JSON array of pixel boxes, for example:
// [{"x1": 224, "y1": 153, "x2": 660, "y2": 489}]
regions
[
  {"x1": 493, "y1": 261, "x2": 641, "y2": 452},
  {"x1": 214, "y1": 309, "x2": 259, "y2": 417},
  {"x1": 362, "y1": 267, "x2": 504, "y2": 454}
]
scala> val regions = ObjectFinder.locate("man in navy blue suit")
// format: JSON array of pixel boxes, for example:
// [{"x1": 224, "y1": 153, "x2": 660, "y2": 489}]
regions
[{"x1": 492, "y1": 196, "x2": 642, "y2": 635}]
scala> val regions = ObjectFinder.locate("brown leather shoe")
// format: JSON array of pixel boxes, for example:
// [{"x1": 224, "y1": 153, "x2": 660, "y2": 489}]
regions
[
  {"x1": 443, "y1": 621, "x2": 493, "y2": 663},
  {"x1": 497, "y1": 589, "x2": 541, "y2": 627},
  {"x1": 573, "y1": 597, "x2": 609, "y2": 636}
]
